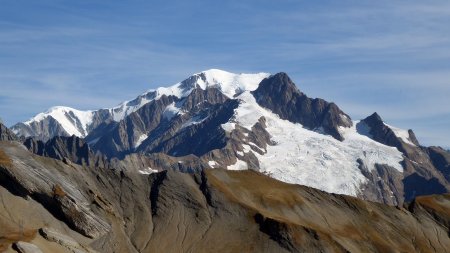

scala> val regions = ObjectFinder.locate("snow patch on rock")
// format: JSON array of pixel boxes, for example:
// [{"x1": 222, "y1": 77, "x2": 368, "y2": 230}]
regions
[
  {"x1": 208, "y1": 161, "x2": 217, "y2": 168},
  {"x1": 384, "y1": 123, "x2": 416, "y2": 146},
  {"x1": 134, "y1": 134, "x2": 148, "y2": 148},
  {"x1": 139, "y1": 167, "x2": 158, "y2": 175},
  {"x1": 227, "y1": 159, "x2": 248, "y2": 170},
  {"x1": 163, "y1": 102, "x2": 181, "y2": 120}
]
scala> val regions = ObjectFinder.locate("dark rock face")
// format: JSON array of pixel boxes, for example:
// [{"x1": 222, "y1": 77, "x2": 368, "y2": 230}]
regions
[
  {"x1": 24, "y1": 136, "x2": 93, "y2": 166},
  {"x1": 91, "y1": 95, "x2": 178, "y2": 158},
  {"x1": 359, "y1": 112, "x2": 404, "y2": 150},
  {"x1": 84, "y1": 120, "x2": 118, "y2": 146},
  {"x1": 403, "y1": 173, "x2": 447, "y2": 200},
  {"x1": 140, "y1": 99, "x2": 239, "y2": 157},
  {"x1": 251, "y1": 73, "x2": 352, "y2": 140},
  {"x1": 180, "y1": 86, "x2": 230, "y2": 111},
  {"x1": 1, "y1": 142, "x2": 449, "y2": 252},
  {"x1": 358, "y1": 161, "x2": 405, "y2": 205},
  {"x1": 23, "y1": 137, "x2": 45, "y2": 155},
  {"x1": 360, "y1": 112, "x2": 450, "y2": 203},
  {"x1": 428, "y1": 146, "x2": 450, "y2": 181},
  {"x1": 22, "y1": 135, "x2": 110, "y2": 170},
  {"x1": 138, "y1": 87, "x2": 233, "y2": 157},
  {"x1": 89, "y1": 88, "x2": 235, "y2": 159},
  {"x1": 0, "y1": 122, "x2": 17, "y2": 141}
]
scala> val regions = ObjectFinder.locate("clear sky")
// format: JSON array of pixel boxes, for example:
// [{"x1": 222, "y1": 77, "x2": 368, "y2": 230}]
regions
[{"x1": 0, "y1": 0, "x2": 449, "y2": 148}]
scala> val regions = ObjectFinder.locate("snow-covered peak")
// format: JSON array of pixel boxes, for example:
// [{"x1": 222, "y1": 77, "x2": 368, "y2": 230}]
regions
[
  {"x1": 196, "y1": 69, "x2": 270, "y2": 98},
  {"x1": 152, "y1": 69, "x2": 269, "y2": 99},
  {"x1": 25, "y1": 106, "x2": 94, "y2": 137},
  {"x1": 110, "y1": 69, "x2": 269, "y2": 121},
  {"x1": 16, "y1": 69, "x2": 271, "y2": 139}
]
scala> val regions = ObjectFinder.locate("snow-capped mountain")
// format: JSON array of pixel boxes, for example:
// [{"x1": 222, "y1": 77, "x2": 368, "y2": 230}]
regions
[
  {"x1": 11, "y1": 69, "x2": 270, "y2": 140},
  {"x1": 13, "y1": 69, "x2": 450, "y2": 205}
]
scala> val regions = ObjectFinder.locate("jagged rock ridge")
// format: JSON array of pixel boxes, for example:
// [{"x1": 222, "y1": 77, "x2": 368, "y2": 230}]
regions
[{"x1": 252, "y1": 72, "x2": 352, "y2": 140}]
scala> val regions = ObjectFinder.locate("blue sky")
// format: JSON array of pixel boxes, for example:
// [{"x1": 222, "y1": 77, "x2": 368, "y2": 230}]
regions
[{"x1": 0, "y1": 0, "x2": 449, "y2": 147}]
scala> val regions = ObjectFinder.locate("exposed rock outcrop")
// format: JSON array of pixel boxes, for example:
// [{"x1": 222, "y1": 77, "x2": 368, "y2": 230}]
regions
[
  {"x1": 13, "y1": 241, "x2": 43, "y2": 253},
  {"x1": 428, "y1": 146, "x2": 450, "y2": 181},
  {"x1": 90, "y1": 95, "x2": 178, "y2": 158},
  {"x1": 24, "y1": 135, "x2": 93, "y2": 166},
  {"x1": 87, "y1": 87, "x2": 236, "y2": 159},
  {"x1": 39, "y1": 228, "x2": 97, "y2": 253},
  {"x1": 252, "y1": 73, "x2": 352, "y2": 140},
  {"x1": 0, "y1": 122, "x2": 17, "y2": 141},
  {"x1": 360, "y1": 112, "x2": 450, "y2": 202}
]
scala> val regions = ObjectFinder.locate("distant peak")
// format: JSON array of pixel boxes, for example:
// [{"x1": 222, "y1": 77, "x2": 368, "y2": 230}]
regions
[
  {"x1": 47, "y1": 106, "x2": 73, "y2": 112},
  {"x1": 254, "y1": 72, "x2": 299, "y2": 95},
  {"x1": 362, "y1": 112, "x2": 419, "y2": 146},
  {"x1": 198, "y1": 69, "x2": 233, "y2": 75},
  {"x1": 272, "y1": 72, "x2": 290, "y2": 78},
  {"x1": 364, "y1": 112, "x2": 383, "y2": 123},
  {"x1": 186, "y1": 69, "x2": 270, "y2": 98},
  {"x1": 270, "y1": 72, "x2": 295, "y2": 85},
  {"x1": 195, "y1": 69, "x2": 270, "y2": 80}
]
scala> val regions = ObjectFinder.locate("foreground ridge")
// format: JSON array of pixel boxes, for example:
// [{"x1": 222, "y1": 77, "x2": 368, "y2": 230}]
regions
[{"x1": 0, "y1": 141, "x2": 449, "y2": 252}]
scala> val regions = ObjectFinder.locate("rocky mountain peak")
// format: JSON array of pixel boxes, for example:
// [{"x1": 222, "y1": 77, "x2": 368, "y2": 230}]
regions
[
  {"x1": 360, "y1": 112, "x2": 420, "y2": 148},
  {"x1": 365, "y1": 112, "x2": 383, "y2": 123},
  {"x1": 360, "y1": 112, "x2": 403, "y2": 147},
  {"x1": 252, "y1": 72, "x2": 352, "y2": 140},
  {"x1": 254, "y1": 72, "x2": 301, "y2": 99}
]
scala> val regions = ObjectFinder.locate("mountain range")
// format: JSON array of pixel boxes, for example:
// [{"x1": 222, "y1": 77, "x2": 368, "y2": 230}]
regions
[
  {"x1": 1, "y1": 69, "x2": 449, "y2": 252},
  {"x1": 10, "y1": 69, "x2": 450, "y2": 205}
]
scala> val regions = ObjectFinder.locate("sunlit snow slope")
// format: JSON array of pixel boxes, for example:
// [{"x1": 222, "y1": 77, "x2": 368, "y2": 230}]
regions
[{"x1": 221, "y1": 91, "x2": 404, "y2": 196}]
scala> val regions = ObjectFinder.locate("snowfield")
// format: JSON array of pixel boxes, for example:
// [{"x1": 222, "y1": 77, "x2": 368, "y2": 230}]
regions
[{"x1": 222, "y1": 91, "x2": 404, "y2": 197}]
